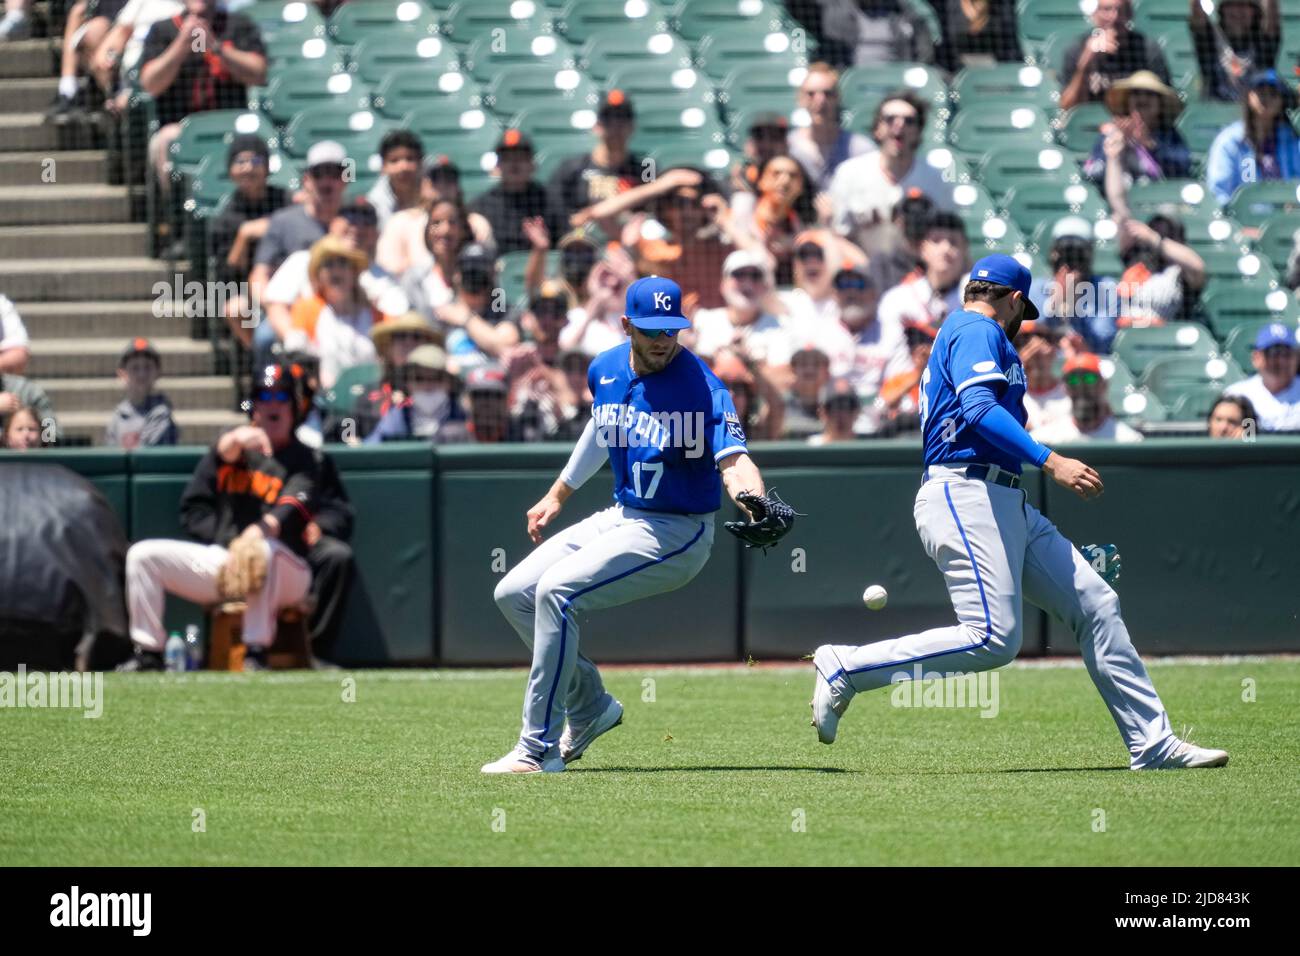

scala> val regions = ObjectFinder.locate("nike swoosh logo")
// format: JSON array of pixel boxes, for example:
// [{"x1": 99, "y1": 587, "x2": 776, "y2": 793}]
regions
[{"x1": 600, "y1": 376, "x2": 617, "y2": 384}]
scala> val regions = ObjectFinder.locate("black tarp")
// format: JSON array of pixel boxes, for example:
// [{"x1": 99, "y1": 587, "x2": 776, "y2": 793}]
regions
[{"x1": 0, "y1": 463, "x2": 131, "y2": 670}]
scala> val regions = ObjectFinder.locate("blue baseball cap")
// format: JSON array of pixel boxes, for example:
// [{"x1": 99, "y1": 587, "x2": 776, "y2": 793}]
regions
[
  {"x1": 1254, "y1": 322, "x2": 1298, "y2": 350},
  {"x1": 625, "y1": 275, "x2": 690, "y2": 331},
  {"x1": 968, "y1": 254, "x2": 1039, "y2": 322}
]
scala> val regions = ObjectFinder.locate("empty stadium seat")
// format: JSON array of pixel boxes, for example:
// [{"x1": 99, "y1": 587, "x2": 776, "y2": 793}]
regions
[
  {"x1": 348, "y1": 34, "x2": 461, "y2": 83},
  {"x1": 483, "y1": 64, "x2": 601, "y2": 117},
  {"x1": 168, "y1": 111, "x2": 276, "y2": 179},
  {"x1": 1126, "y1": 178, "x2": 1213, "y2": 214},
  {"x1": 582, "y1": 31, "x2": 692, "y2": 81},
  {"x1": 694, "y1": 32, "x2": 808, "y2": 84},
  {"x1": 462, "y1": 25, "x2": 578, "y2": 81},
  {"x1": 1197, "y1": 283, "x2": 1300, "y2": 337},
  {"x1": 442, "y1": 0, "x2": 554, "y2": 43},
  {"x1": 838, "y1": 63, "x2": 948, "y2": 112},
  {"x1": 951, "y1": 64, "x2": 1059, "y2": 114},
  {"x1": 1196, "y1": 248, "x2": 1280, "y2": 287},
  {"x1": 260, "y1": 71, "x2": 373, "y2": 127},
  {"x1": 978, "y1": 145, "x2": 1077, "y2": 199},
  {"x1": 1112, "y1": 322, "x2": 1218, "y2": 376},
  {"x1": 243, "y1": 0, "x2": 327, "y2": 42},
  {"x1": 1166, "y1": 383, "x2": 1232, "y2": 421},
  {"x1": 948, "y1": 102, "x2": 1055, "y2": 160},
  {"x1": 1003, "y1": 180, "x2": 1107, "y2": 234},
  {"x1": 1225, "y1": 181, "x2": 1300, "y2": 230},
  {"x1": 1113, "y1": 387, "x2": 1169, "y2": 422},
  {"x1": 1175, "y1": 101, "x2": 1240, "y2": 161},
  {"x1": 1255, "y1": 211, "x2": 1300, "y2": 273},
  {"x1": 372, "y1": 68, "x2": 482, "y2": 121},
  {"x1": 280, "y1": 108, "x2": 398, "y2": 181},
  {"x1": 507, "y1": 104, "x2": 597, "y2": 154},
  {"x1": 328, "y1": 1, "x2": 440, "y2": 45},
  {"x1": 671, "y1": 0, "x2": 789, "y2": 43},
  {"x1": 1016, "y1": 0, "x2": 1090, "y2": 53},
  {"x1": 263, "y1": 32, "x2": 346, "y2": 73},
  {"x1": 1055, "y1": 101, "x2": 1110, "y2": 155},
  {"x1": 1140, "y1": 353, "x2": 1243, "y2": 407},
  {"x1": 556, "y1": 0, "x2": 671, "y2": 44}
]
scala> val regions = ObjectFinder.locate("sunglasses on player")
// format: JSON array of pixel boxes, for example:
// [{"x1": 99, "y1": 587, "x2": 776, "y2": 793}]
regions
[
  {"x1": 1063, "y1": 372, "x2": 1101, "y2": 388},
  {"x1": 638, "y1": 327, "x2": 679, "y2": 339}
]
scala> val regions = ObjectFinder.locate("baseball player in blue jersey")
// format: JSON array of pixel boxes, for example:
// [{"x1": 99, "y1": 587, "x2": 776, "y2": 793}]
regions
[
  {"x1": 810, "y1": 255, "x2": 1228, "y2": 770},
  {"x1": 486, "y1": 276, "x2": 795, "y2": 774}
]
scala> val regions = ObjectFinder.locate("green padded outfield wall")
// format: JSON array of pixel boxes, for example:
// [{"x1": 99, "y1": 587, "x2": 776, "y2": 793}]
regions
[{"x1": 5, "y1": 438, "x2": 1299, "y2": 663}]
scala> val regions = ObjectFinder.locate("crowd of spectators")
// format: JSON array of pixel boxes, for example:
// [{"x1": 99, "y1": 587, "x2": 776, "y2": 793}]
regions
[{"x1": 4, "y1": 0, "x2": 1300, "y2": 452}]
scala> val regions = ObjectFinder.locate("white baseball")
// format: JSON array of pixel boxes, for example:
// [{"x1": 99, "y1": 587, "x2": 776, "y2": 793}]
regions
[{"x1": 862, "y1": 585, "x2": 888, "y2": 610}]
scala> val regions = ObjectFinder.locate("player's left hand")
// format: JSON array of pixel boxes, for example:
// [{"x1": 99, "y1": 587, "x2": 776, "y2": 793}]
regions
[{"x1": 725, "y1": 491, "x2": 797, "y2": 552}]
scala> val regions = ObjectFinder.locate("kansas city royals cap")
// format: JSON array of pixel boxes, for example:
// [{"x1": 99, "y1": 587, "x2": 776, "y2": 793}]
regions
[
  {"x1": 968, "y1": 253, "x2": 1039, "y2": 323},
  {"x1": 625, "y1": 275, "x2": 690, "y2": 331},
  {"x1": 1254, "y1": 322, "x2": 1298, "y2": 350}
]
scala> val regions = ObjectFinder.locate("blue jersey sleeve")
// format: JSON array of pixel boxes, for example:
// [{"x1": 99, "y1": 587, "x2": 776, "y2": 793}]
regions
[
  {"x1": 709, "y1": 386, "x2": 748, "y2": 463},
  {"x1": 959, "y1": 384, "x2": 1052, "y2": 467},
  {"x1": 946, "y1": 321, "x2": 1011, "y2": 395}
]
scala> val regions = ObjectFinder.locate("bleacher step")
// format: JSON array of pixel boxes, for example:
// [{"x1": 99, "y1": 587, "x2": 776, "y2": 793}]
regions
[
  {"x1": 0, "y1": 39, "x2": 57, "y2": 80},
  {"x1": 0, "y1": 257, "x2": 174, "y2": 301},
  {"x1": 0, "y1": 183, "x2": 130, "y2": 226},
  {"x1": 0, "y1": 78, "x2": 60, "y2": 114},
  {"x1": 0, "y1": 113, "x2": 66, "y2": 152},
  {"x1": 28, "y1": 336, "x2": 213, "y2": 378},
  {"x1": 13, "y1": 300, "x2": 189, "y2": 339},
  {"x1": 0, "y1": 222, "x2": 147, "y2": 259},
  {"x1": 0, "y1": 150, "x2": 109, "y2": 188},
  {"x1": 42, "y1": 376, "x2": 238, "y2": 413}
]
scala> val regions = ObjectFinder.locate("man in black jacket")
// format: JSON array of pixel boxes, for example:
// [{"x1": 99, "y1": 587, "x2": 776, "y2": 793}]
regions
[{"x1": 121, "y1": 363, "x2": 341, "y2": 670}]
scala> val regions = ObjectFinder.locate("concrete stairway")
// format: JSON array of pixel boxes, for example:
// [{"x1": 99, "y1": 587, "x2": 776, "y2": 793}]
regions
[{"x1": 0, "y1": 36, "x2": 242, "y2": 446}]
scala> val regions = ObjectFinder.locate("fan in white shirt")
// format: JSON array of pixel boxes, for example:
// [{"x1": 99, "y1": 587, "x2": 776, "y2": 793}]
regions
[
  {"x1": 874, "y1": 210, "x2": 969, "y2": 332},
  {"x1": 0, "y1": 293, "x2": 29, "y2": 374},
  {"x1": 828, "y1": 91, "x2": 955, "y2": 258},
  {"x1": 1016, "y1": 321, "x2": 1073, "y2": 434},
  {"x1": 1031, "y1": 353, "x2": 1143, "y2": 445},
  {"x1": 780, "y1": 230, "x2": 855, "y2": 344},
  {"x1": 1223, "y1": 323, "x2": 1300, "y2": 432},
  {"x1": 281, "y1": 238, "x2": 380, "y2": 391},
  {"x1": 689, "y1": 250, "x2": 793, "y2": 370}
]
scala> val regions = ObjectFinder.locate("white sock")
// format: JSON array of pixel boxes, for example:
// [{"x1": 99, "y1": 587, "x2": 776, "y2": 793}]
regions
[{"x1": 59, "y1": 76, "x2": 78, "y2": 99}]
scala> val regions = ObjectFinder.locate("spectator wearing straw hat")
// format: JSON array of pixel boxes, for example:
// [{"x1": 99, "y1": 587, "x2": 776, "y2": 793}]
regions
[
  {"x1": 1083, "y1": 71, "x2": 1192, "y2": 186},
  {"x1": 285, "y1": 236, "x2": 386, "y2": 390},
  {"x1": 365, "y1": 343, "x2": 468, "y2": 444}
]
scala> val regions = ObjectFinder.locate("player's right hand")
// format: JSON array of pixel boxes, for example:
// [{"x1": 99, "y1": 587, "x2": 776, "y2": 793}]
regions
[
  {"x1": 1044, "y1": 452, "x2": 1104, "y2": 500},
  {"x1": 526, "y1": 495, "x2": 563, "y2": 544}
]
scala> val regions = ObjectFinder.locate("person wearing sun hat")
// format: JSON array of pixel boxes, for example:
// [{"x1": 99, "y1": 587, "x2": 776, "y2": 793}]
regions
[
  {"x1": 1084, "y1": 70, "x2": 1191, "y2": 185},
  {"x1": 1207, "y1": 67, "x2": 1300, "y2": 205}
]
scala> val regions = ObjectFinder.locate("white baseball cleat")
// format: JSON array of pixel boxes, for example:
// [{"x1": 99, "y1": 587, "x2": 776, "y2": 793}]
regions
[
  {"x1": 480, "y1": 747, "x2": 565, "y2": 774},
  {"x1": 1139, "y1": 739, "x2": 1230, "y2": 770},
  {"x1": 810, "y1": 645, "x2": 851, "y2": 745},
  {"x1": 560, "y1": 696, "x2": 624, "y2": 764}
]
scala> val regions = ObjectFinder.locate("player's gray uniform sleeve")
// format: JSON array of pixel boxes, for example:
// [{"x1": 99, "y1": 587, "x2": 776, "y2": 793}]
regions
[{"x1": 558, "y1": 417, "x2": 606, "y2": 490}]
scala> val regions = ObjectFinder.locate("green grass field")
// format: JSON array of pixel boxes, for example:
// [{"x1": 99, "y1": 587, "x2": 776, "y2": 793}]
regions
[{"x1": 3, "y1": 658, "x2": 1297, "y2": 866}]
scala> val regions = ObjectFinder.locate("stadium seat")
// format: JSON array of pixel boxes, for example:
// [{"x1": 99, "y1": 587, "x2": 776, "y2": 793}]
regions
[
  {"x1": 1166, "y1": 382, "x2": 1233, "y2": 422},
  {"x1": 1112, "y1": 322, "x2": 1219, "y2": 376},
  {"x1": 482, "y1": 64, "x2": 601, "y2": 118},
  {"x1": 322, "y1": 362, "x2": 383, "y2": 419},
  {"x1": 442, "y1": 0, "x2": 554, "y2": 43},
  {"x1": 693, "y1": 32, "x2": 808, "y2": 85},
  {"x1": 168, "y1": 111, "x2": 276, "y2": 178},
  {"x1": 1157, "y1": 31, "x2": 1201, "y2": 93},
  {"x1": 348, "y1": 33, "x2": 461, "y2": 83},
  {"x1": 978, "y1": 145, "x2": 1077, "y2": 199},
  {"x1": 263, "y1": 33, "x2": 346, "y2": 73},
  {"x1": 670, "y1": 0, "x2": 789, "y2": 44},
  {"x1": 1003, "y1": 180, "x2": 1107, "y2": 235},
  {"x1": 243, "y1": 0, "x2": 327, "y2": 42},
  {"x1": 642, "y1": 139, "x2": 736, "y2": 176},
  {"x1": 1132, "y1": 0, "x2": 1196, "y2": 37},
  {"x1": 629, "y1": 103, "x2": 729, "y2": 170},
  {"x1": 506, "y1": 104, "x2": 597, "y2": 153},
  {"x1": 1016, "y1": 0, "x2": 1091, "y2": 53},
  {"x1": 498, "y1": 249, "x2": 561, "y2": 305},
  {"x1": 1197, "y1": 283, "x2": 1300, "y2": 337},
  {"x1": 1254, "y1": 211, "x2": 1300, "y2": 273},
  {"x1": 328, "y1": 1, "x2": 440, "y2": 45},
  {"x1": 837, "y1": 64, "x2": 949, "y2": 113},
  {"x1": 280, "y1": 108, "x2": 398, "y2": 183},
  {"x1": 260, "y1": 71, "x2": 373, "y2": 128},
  {"x1": 1174, "y1": 101, "x2": 1240, "y2": 162},
  {"x1": 1055, "y1": 102, "x2": 1111, "y2": 155},
  {"x1": 403, "y1": 101, "x2": 500, "y2": 143},
  {"x1": 371, "y1": 68, "x2": 482, "y2": 121},
  {"x1": 1196, "y1": 247, "x2": 1280, "y2": 286},
  {"x1": 950, "y1": 64, "x2": 1059, "y2": 115},
  {"x1": 1140, "y1": 353, "x2": 1243, "y2": 407},
  {"x1": 1112, "y1": 386, "x2": 1169, "y2": 422},
  {"x1": 1126, "y1": 178, "x2": 1213, "y2": 215},
  {"x1": 602, "y1": 69, "x2": 715, "y2": 118},
  {"x1": 462, "y1": 25, "x2": 578, "y2": 81},
  {"x1": 947, "y1": 101, "x2": 1055, "y2": 160},
  {"x1": 1225, "y1": 181, "x2": 1300, "y2": 230},
  {"x1": 556, "y1": 0, "x2": 670, "y2": 45},
  {"x1": 579, "y1": 31, "x2": 690, "y2": 82}
]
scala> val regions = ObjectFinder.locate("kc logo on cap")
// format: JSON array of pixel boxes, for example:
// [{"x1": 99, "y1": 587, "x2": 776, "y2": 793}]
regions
[{"x1": 625, "y1": 275, "x2": 690, "y2": 331}]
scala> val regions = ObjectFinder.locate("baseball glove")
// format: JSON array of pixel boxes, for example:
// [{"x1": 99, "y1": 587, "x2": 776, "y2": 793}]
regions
[
  {"x1": 1080, "y1": 542, "x2": 1121, "y2": 586},
  {"x1": 217, "y1": 533, "x2": 269, "y2": 601},
  {"x1": 725, "y1": 490, "x2": 797, "y2": 552}
]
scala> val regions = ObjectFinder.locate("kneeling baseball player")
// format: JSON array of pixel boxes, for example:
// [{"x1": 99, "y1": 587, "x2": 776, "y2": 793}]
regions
[
  {"x1": 810, "y1": 255, "x2": 1228, "y2": 770},
  {"x1": 121, "y1": 362, "x2": 336, "y2": 671},
  {"x1": 487, "y1": 277, "x2": 796, "y2": 773}
]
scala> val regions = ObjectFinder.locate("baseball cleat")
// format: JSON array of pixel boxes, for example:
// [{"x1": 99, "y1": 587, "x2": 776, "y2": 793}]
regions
[
  {"x1": 1140, "y1": 739, "x2": 1230, "y2": 770},
  {"x1": 480, "y1": 747, "x2": 565, "y2": 774},
  {"x1": 560, "y1": 696, "x2": 624, "y2": 764},
  {"x1": 810, "y1": 645, "x2": 851, "y2": 745}
]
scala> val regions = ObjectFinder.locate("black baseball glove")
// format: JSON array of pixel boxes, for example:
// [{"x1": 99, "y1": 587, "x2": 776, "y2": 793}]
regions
[{"x1": 725, "y1": 490, "x2": 797, "y2": 552}]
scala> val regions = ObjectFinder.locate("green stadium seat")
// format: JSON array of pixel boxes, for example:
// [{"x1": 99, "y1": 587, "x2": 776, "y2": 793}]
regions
[
  {"x1": 1054, "y1": 102, "x2": 1110, "y2": 154},
  {"x1": 951, "y1": 64, "x2": 1060, "y2": 115},
  {"x1": 1126, "y1": 178, "x2": 1213, "y2": 214},
  {"x1": 1166, "y1": 382, "x2": 1233, "y2": 422},
  {"x1": 168, "y1": 110, "x2": 276, "y2": 178},
  {"x1": 1112, "y1": 321, "x2": 1218, "y2": 376},
  {"x1": 260, "y1": 71, "x2": 374, "y2": 127},
  {"x1": 243, "y1": 1, "x2": 327, "y2": 42},
  {"x1": 506, "y1": 104, "x2": 597, "y2": 154},
  {"x1": 1113, "y1": 387, "x2": 1169, "y2": 422},
  {"x1": 1132, "y1": 0, "x2": 1195, "y2": 36},
  {"x1": 1174, "y1": 101, "x2": 1240, "y2": 161},
  {"x1": 1222, "y1": 319, "x2": 1300, "y2": 371},
  {"x1": 482, "y1": 64, "x2": 601, "y2": 117},
  {"x1": 442, "y1": 0, "x2": 553, "y2": 43},
  {"x1": 629, "y1": 103, "x2": 729, "y2": 170},
  {"x1": 280, "y1": 108, "x2": 398, "y2": 182},
  {"x1": 1003, "y1": 180, "x2": 1107, "y2": 234},
  {"x1": 462, "y1": 25, "x2": 577, "y2": 81},
  {"x1": 838, "y1": 63, "x2": 948, "y2": 113},
  {"x1": 947, "y1": 101, "x2": 1055, "y2": 159},
  {"x1": 556, "y1": 0, "x2": 670, "y2": 44},
  {"x1": 1196, "y1": 247, "x2": 1280, "y2": 286},
  {"x1": 328, "y1": 1, "x2": 440, "y2": 45},
  {"x1": 371, "y1": 67, "x2": 482, "y2": 120},
  {"x1": 1225, "y1": 181, "x2": 1300, "y2": 229},
  {"x1": 1157, "y1": 31, "x2": 1201, "y2": 93},
  {"x1": 693, "y1": 32, "x2": 808, "y2": 84},
  {"x1": 1140, "y1": 353, "x2": 1243, "y2": 406},
  {"x1": 1016, "y1": 0, "x2": 1090, "y2": 52},
  {"x1": 348, "y1": 33, "x2": 461, "y2": 83},
  {"x1": 578, "y1": 31, "x2": 689, "y2": 81},
  {"x1": 498, "y1": 249, "x2": 561, "y2": 304},
  {"x1": 1254, "y1": 211, "x2": 1300, "y2": 273},
  {"x1": 978, "y1": 144, "x2": 1077, "y2": 199},
  {"x1": 323, "y1": 363, "x2": 383, "y2": 418},
  {"x1": 1099, "y1": 352, "x2": 1134, "y2": 396},
  {"x1": 402, "y1": 101, "x2": 500, "y2": 144},
  {"x1": 263, "y1": 33, "x2": 346, "y2": 73},
  {"x1": 1197, "y1": 282, "x2": 1300, "y2": 337},
  {"x1": 670, "y1": 0, "x2": 789, "y2": 44},
  {"x1": 643, "y1": 139, "x2": 735, "y2": 176}
]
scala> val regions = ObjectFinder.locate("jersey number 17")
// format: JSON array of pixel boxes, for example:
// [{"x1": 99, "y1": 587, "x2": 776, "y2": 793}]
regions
[{"x1": 631, "y1": 461, "x2": 663, "y2": 499}]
